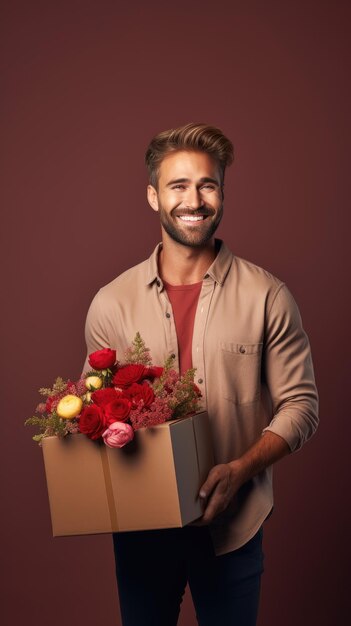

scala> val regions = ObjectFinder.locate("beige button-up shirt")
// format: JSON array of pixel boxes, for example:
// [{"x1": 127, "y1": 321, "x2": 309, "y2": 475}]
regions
[{"x1": 84, "y1": 240, "x2": 318, "y2": 555}]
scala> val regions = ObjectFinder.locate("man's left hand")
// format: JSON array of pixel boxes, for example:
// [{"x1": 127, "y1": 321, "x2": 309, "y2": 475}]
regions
[
  {"x1": 192, "y1": 431, "x2": 291, "y2": 526},
  {"x1": 193, "y1": 461, "x2": 246, "y2": 526}
]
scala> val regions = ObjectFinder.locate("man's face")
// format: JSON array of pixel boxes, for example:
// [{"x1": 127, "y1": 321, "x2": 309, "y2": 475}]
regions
[{"x1": 147, "y1": 150, "x2": 224, "y2": 248}]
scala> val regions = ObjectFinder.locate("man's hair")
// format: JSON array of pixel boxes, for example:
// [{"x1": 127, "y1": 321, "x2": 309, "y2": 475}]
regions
[{"x1": 145, "y1": 122, "x2": 234, "y2": 188}]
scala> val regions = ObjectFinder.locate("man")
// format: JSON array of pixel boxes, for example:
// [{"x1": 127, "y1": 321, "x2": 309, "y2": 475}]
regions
[{"x1": 84, "y1": 123, "x2": 318, "y2": 626}]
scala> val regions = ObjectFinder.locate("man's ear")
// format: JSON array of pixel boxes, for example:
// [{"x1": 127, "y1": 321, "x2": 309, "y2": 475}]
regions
[{"x1": 147, "y1": 185, "x2": 159, "y2": 212}]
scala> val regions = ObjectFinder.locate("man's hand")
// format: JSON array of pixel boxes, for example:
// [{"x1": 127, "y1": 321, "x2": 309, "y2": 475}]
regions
[
  {"x1": 192, "y1": 431, "x2": 291, "y2": 526},
  {"x1": 193, "y1": 461, "x2": 246, "y2": 526}
]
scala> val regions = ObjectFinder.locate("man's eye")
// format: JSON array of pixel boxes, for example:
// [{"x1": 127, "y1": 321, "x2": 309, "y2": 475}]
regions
[
  {"x1": 201, "y1": 185, "x2": 215, "y2": 191},
  {"x1": 172, "y1": 185, "x2": 186, "y2": 190}
]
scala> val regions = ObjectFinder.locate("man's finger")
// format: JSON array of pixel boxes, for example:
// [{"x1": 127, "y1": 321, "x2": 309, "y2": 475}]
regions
[
  {"x1": 199, "y1": 467, "x2": 221, "y2": 498},
  {"x1": 201, "y1": 497, "x2": 221, "y2": 524}
]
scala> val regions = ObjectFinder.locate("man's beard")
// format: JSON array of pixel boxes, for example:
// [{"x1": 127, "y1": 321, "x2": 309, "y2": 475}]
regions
[{"x1": 157, "y1": 202, "x2": 223, "y2": 248}]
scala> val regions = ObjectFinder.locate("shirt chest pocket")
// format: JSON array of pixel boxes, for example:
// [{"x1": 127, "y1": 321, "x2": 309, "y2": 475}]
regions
[{"x1": 219, "y1": 341, "x2": 263, "y2": 405}]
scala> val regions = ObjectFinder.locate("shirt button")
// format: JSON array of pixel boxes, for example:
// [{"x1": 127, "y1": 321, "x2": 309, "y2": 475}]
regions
[
  {"x1": 166, "y1": 312, "x2": 171, "y2": 318},
  {"x1": 239, "y1": 345, "x2": 246, "y2": 354},
  {"x1": 171, "y1": 353, "x2": 176, "y2": 359},
  {"x1": 198, "y1": 378, "x2": 203, "y2": 384}
]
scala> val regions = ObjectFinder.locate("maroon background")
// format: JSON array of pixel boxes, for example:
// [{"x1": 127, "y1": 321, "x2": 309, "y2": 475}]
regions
[{"x1": 1, "y1": 1, "x2": 350, "y2": 624}]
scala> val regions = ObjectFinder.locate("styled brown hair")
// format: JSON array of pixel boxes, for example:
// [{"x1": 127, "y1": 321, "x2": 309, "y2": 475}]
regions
[{"x1": 145, "y1": 122, "x2": 234, "y2": 188}]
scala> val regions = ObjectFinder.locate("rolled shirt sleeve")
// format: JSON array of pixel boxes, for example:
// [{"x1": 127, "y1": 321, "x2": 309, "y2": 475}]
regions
[{"x1": 262, "y1": 284, "x2": 319, "y2": 452}]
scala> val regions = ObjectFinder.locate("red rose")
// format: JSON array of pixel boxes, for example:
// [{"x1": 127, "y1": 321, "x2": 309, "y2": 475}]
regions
[
  {"x1": 92, "y1": 387, "x2": 123, "y2": 407},
  {"x1": 103, "y1": 398, "x2": 131, "y2": 423},
  {"x1": 112, "y1": 364, "x2": 148, "y2": 388},
  {"x1": 124, "y1": 382, "x2": 155, "y2": 408},
  {"x1": 145, "y1": 366, "x2": 164, "y2": 380},
  {"x1": 88, "y1": 348, "x2": 116, "y2": 370},
  {"x1": 78, "y1": 405, "x2": 107, "y2": 440}
]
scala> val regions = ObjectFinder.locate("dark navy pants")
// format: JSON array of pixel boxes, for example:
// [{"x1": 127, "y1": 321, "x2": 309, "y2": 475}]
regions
[{"x1": 113, "y1": 525, "x2": 264, "y2": 626}]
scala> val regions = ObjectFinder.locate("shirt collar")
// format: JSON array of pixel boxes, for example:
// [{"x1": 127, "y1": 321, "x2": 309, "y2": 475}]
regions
[
  {"x1": 205, "y1": 239, "x2": 233, "y2": 285},
  {"x1": 145, "y1": 239, "x2": 233, "y2": 287},
  {"x1": 146, "y1": 242, "x2": 163, "y2": 286}
]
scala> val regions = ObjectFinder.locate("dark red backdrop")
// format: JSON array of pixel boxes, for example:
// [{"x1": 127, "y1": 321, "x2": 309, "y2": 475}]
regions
[{"x1": 1, "y1": 1, "x2": 349, "y2": 625}]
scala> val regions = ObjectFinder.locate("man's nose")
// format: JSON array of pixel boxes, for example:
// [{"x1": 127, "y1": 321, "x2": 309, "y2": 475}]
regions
[{"x1": 184, "y1": 187, "x2": 204, "y2": 209}]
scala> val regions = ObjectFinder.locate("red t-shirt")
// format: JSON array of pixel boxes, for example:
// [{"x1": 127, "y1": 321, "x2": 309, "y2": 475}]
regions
[{"x1": 163, "y1": 281, "x2": 202, "y2": 375}]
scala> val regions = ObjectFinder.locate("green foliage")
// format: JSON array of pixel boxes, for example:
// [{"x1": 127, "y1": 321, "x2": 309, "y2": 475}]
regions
[
  {"x1": 163, "y1": 354, "x2": 176, "y2": 374},
  {"x1": 32, "y1": 434, "x2": 45, "y2": 443},
  {"x1": 25, "y1": 411, "x2": 70, "y2": 441},
  {"x1": 85, "y1": 369, "x2": 113, "y2": 387},
  {"x1": 25, "y1": 416, "x2": 47, "y2": 428},
  {"x1": 84, "y1": 370, "x2": 101, "y2": 378},
  {"x1": 38, "y1": 388, "x2": 52, "y2": 397},
  {"x1": 39, "y1": 377, "x2": 67, "y2": 397},
  {"x1": 152, "y1": 354, "x2": 176, "y2": 396},
  {"x1": 169, "y1": 368, "x2": 202, "y2": 418},
  {"x1": 124, "y1": 332, "x2": 152, "y2": 365},
  {"x1": 152, "y1": 360, "x2": 202, "y2": 418}
]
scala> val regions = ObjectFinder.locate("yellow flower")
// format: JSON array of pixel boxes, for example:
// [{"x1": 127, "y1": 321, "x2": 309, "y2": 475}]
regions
[
  {"x1": 57, "y1": 395, "x2": 83, "y2": 419},
  {"x1": 85, "y1": 376, "x2": 103, "y2": 391}
]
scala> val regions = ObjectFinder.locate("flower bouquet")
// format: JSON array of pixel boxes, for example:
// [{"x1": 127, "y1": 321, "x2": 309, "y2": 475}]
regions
[
  {"x1": 26, "y1": 334, "x2": 214, "y2": 535},
  {"x1": 25, "y1": 333, "x2": 202, "y2": 448}
]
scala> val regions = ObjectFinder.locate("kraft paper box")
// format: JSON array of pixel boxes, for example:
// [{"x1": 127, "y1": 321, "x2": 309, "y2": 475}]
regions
[{"x1": 41, "y1": 411, "x2": 214, "y2": 536}]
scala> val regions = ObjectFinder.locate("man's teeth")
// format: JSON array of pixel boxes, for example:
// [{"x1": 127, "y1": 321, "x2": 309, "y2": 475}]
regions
[{"x1": 178, "y1": 215, "x2": 205, "y2": 221}]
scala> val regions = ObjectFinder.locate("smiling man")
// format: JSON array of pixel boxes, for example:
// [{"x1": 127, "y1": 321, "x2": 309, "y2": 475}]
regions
[
  {"x1": 148, "y1": 150, "x2": 223, "y2": 249},
  {"x1": 84, "y1": 123, "x2": 319, "y2": 626}
]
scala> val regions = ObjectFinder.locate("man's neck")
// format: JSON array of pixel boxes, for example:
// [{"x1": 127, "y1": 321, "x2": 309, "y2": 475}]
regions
[{"x1": 158, "y1": 236, "x2": 217, "y2": 286}]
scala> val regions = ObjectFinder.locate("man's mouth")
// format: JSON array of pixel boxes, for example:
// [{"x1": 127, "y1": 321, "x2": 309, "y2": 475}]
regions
[{"x1": 177, "y1": 215, "x2": 208, "y2": 222}]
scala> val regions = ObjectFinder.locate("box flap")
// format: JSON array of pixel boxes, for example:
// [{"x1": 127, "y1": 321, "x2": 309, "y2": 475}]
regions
[
  {"x1": 106, "y1": 425, "x2": 181, "y2": 531},
  {"x1": 192, "y1": 412, "x2": 215, "y2": 485},
  {"x1": 170, "y1": 412, "x2": 210, "y2": 526},
  {"x1": 42, "y1": 435, "x2": 113, "y2": 536}
]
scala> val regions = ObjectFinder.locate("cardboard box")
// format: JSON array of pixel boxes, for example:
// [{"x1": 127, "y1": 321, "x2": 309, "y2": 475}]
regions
[{"x1": 42, "y1": 411, "x2": 214, "y2": 536}]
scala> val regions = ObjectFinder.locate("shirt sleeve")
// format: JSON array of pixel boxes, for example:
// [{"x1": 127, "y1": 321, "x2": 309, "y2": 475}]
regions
[
  {"x1": 262, "y1": 284, "x2": 319, "y2": 452},
  {"x1": 82, "y1": 290, "x2": 111, "y2": 373}
]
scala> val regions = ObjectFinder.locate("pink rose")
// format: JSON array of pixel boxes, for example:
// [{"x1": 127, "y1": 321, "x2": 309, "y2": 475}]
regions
[{"x1": 102, "y1": 421, "x2": 134, "y2": 448}]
